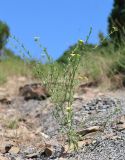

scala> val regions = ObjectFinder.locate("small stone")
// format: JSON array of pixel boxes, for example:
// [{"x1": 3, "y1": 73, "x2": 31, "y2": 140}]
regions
[
  {"x1": 78, "y1": 139, "x2": 92, "y2": 148},
  {"x1": 117, "y1": 124, "x2": 125, "y2": 131},
  {"x1": 102, "y1": 105, "x2": 108, "y2": 109},
  {"x1": 77, "y1": 126, "x2": 101, "y2": 136},
  {"x1": 44, "y1": 147, "x2": 53, "y2": 157},
  {"x1": 26, "y1": 153, "x2": 38, "y2": 158},
  {"x1": 117, "y1": 115, "x2": 125, "y2": 124},
  {"x1": 24, "y1": 147, "x2": 37, "y2": 155},
  {"x1": 85, "y1": 106, "x2": 90, "y2": 111},
  {"x1": 9, "y1": 146, "x2": 20, "y2": 154},
  {"x1": 35, "y1": 128, "x2": 50, "y2": 139},
  {"x1": 0, "y1": 155, "x2": 9, "y2": 160},
  {"x1": 92, "y1": 140, "x2": 97, "y2": 144},
  {"x1": 90, "y1": 106, "x2": 95, "y2": 110},
  {"x1": 15, "y1": 157, "x2": 23, "y2": 160},
  {"x1": 4, "y1": 144, "x2": 13, "y2": 153}
]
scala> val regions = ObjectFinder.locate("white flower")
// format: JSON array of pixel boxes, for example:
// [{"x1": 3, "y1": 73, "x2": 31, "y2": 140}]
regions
[{"x1": 34, "y1": 36, "x2": 40, "y2": 41}]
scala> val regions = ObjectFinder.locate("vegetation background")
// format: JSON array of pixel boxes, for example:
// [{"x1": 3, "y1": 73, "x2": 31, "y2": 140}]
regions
[
  {"x1": 0, "y1": 0, "x2": 125, "y2": 149},
  {"x1": 0, "y1": 0, "x2": 125, "y2": 89}
]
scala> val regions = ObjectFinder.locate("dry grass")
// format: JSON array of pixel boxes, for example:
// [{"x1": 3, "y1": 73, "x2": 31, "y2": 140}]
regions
[
  {"x1": 0, "y1": 57, "x2": 32, "y2": 85},
  {"x1": 78, "y1": 47, "x2": 125, "y2": 90}
]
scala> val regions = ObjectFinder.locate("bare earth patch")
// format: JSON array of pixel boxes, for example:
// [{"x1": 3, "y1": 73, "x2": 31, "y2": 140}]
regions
[{"x1": 1, "y1": 77, "x2": 125, "y2": 159}]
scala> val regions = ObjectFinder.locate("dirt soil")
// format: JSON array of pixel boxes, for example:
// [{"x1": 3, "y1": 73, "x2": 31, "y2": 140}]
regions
[{"x1": 0, "y1": 76, "x2": 125, "y2": 160}]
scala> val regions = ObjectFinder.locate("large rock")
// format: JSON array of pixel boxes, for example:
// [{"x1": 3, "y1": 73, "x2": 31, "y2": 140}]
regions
[{"x1": 19, "y1": 83, "x2": 50, "y2": 100}]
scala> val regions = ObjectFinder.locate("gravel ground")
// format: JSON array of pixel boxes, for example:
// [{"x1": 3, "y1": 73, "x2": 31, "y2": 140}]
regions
[
  {"x1": 65, "y1": 96, "x2": 125, "y2": 160},
  {"x1": 1, "y1": 92, "x2": 125, "y2": 159}
]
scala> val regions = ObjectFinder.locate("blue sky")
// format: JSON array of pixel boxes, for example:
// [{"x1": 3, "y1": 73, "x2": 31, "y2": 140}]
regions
[{"x1": 0, "y1": 0, "x2": 113, "y2": 60}]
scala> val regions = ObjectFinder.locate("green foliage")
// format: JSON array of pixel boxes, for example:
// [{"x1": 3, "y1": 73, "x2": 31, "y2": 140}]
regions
[
  {"x1": 7, "y1": 119, "x2": 19, "y2": 129},
  {"x1": 23, "y1": 38, "x2": 85, "y2": 150},
  {"x1": 57, "y1": 43, "x2": 94, "y2": 64},
  {"x1": 0, "y1": 71, "x2": 6, "y2": 85},
  {"x1": 0, "y1": 48, "x2": 32, "y2": 84},
  {"x1": 110, "y1": 47, "x2": 125, "y2": 74},
  {"x1": 98, "y1": 32, "x2": 109, "y2": 47},
  {"x1": 7, "y1": 16, "x2": 125, "y2": 150},
  {"x1": 0, "y1": 20, "x2": 10, "y2": 49},
  {"x1": 0, "y1": 48, "x2": 22, "y2": 61},
  {"x1": 0, "y1": 22, "x2": 31, "y2": 85},
  {"x1": 108, "y1": 0, "x2": 125, "y2": 43}
]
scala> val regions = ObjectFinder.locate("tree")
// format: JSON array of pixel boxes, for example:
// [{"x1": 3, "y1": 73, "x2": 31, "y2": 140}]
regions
[
  {"x1": 0, "y1": 21, "x2": 10, "y2": 50},
  {"x1": 98, "y1": 32, "x2": 109, "y2": 47},
  {"x1": 108, "y1": 0, "x2": 125, "y2": 43}
]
